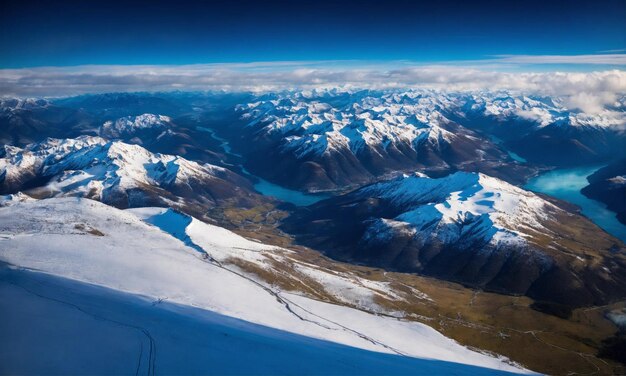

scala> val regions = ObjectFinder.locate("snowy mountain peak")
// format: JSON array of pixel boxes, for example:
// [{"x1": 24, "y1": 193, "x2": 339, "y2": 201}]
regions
[
  {"x1": 0, "y1": 136, "x2": 229, "y2": 205},
  {"x1": 358, "y1": 171, "x2": 553, "y2": 246},
  {"x1": 100, "y1": 113, "x2": 172, "y2": 138},
  {"x1": 239, "y1": 92, "x2": 462, "y2": 158},
  {"x1": 460, "y1": 92, "x2": 625, "y2": 128},
  {"x1": 0, "y1": 97, "x2": 51, "y2": 110}
]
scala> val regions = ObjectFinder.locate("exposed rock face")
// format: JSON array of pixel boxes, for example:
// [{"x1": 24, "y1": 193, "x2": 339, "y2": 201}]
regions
[
  {"x1": 450, "y1": 92, "x2": 626, "y2": 165},
  {"x1": 582, "y1": 159, "x2": 626, "y2": 225},
  {"x1": 282, "y1": 171, "x2": 626, "y2": 308},
  {"x1": 99, "y1": 113, "x2": 172, "y2": 139},
  {"x1": 0, "y1": 136, "x2": 261, "y2": 213},
  {"x1": 236, "y1": 90, "x2": 535, "y2": 192}
]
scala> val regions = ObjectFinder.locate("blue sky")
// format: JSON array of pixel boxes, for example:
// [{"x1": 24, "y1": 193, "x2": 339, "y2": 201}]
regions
[
  {"x1": 1, "y1": 0, "x2": 624, "y2": 68},
  {"x1": 1, "y1": 0, "x2": 624, "y2": 97}
]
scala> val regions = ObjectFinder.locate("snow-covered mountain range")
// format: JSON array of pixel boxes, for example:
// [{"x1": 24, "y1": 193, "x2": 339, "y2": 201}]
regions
[
  {"x1": 456, "y1": 92, "x2": 626, "y2": 128},
  {"x1": 0, "y1": 97, "x2": 51, "y2": 110},
  {"x1": 1, "y1": 90, "x2": 625, "y2": 374},
  {"x1": 235, "y1": 89, "x2": 625, "y2": 191},
  {"x1": 0, "y1": 136, "x2": 258, "y2": 210},
  {"x1": 2, "y1": 90, "x2": 623, "y2": 192},
  {"x1": 100, "y1": 113, "x2": 172, "y2": 139},
  {"x1": 451, "y1": 92, "x2": 626, "y2": 166}
]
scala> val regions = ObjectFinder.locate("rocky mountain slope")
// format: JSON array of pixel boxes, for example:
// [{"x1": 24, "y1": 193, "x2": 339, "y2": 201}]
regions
[
  {"x1": 283, "y1": 171, "x2": 626, "y2": 308},
  {"x1": 582, "y1": 159, "x2": 626, "y2": 225},
  {"x1": 0, "y1": 136, "x2": 260, "y2": 215},
  {"x1": 236, "y1": 90, "x2": 533, "y2": 191},
  {"x1": 0, "y1": 98, "x2": 96, "y2": 146},
  {"x1": 449, "y1": 92, "x2": 626, "y2": 166}
]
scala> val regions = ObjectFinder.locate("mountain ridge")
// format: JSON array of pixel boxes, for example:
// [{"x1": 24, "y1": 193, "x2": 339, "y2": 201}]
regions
[{"x1": 283, "y1": 170, "x2": 626, "y2": 308}]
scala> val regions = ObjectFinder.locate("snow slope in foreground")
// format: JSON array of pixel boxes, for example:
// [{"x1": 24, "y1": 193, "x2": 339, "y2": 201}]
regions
[{"x1": 0, "y1": 198, "x2": 531, "y2": 375}]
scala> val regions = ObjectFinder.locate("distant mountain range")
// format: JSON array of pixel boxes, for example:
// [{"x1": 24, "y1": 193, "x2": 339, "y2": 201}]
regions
[{"x1": 235, "y1": 90, "x2": 626, "y2": 191}]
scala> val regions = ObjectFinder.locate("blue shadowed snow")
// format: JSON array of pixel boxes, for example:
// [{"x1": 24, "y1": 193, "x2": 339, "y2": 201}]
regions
[
  {"x1": 397, "y1": 204, "x2": 443, "y2": 230},
  {"x1": 457, "y1": 181, "x2": 482, "y2": 201},
  {"x1": 525, "y1": 165, "x2": 626, "y2": 243},
  {"x1": 144, "y1": 208, "x2": 191, "y2": 240},
  {"x1": 139, "y1": 208, "x2": 208, "y2": 255},
  {"x1": 0, "y1": 266, "x2": 522, "y2": 376},
  {"x1": 475, "y1": 200, "x2": 495, "y2": 208}
]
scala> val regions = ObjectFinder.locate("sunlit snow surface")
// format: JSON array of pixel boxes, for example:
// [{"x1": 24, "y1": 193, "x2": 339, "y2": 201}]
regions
[
  {"x1": 0, "y1": 198, "x2": 531, "y2": 375},
  {"x1": 359, "y1": 171, "x2": 551, "y2": 247},
  {"x1": 238, "y1": 90, "x2": 626, "y2": 159},
  {"x1": 0, "y1": 136, "x2": 226, "y2": 200}
]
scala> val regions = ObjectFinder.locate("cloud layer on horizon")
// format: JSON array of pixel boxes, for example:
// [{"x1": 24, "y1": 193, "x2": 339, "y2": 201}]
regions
[{"x1": 1, "y1": 59, "x2": 625, "y2": 114}]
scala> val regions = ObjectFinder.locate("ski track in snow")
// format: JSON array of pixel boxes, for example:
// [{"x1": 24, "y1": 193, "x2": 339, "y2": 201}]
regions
[{"x1": 135, "y1": 207, "x2": 409, "y2": 356}]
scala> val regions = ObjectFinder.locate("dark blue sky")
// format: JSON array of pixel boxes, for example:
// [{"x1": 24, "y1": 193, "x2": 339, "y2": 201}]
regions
[{"x1": 1, "y1": 0, "x2": 625, "y2": 68}]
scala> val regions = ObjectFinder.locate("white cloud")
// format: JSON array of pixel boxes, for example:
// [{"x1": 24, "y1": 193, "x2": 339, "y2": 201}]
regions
[
  {"x1": 488, "y1": 54, "x2": 626, "y2": 65},
  {"x1": 0, "y1": 60, "x2": 625, "y2": 115},
  {"x1": 564, "y1": 91, "x2": 617, "y2": 114}
]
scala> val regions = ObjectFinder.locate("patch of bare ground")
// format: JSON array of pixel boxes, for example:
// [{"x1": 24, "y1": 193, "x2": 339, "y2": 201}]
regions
[{"x1": 74, "y1": 223, "x2": 105, "y2": 236}]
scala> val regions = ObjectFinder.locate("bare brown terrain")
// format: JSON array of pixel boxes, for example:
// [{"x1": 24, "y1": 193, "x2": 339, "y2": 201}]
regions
[{"x1": 211, "y1": 202, "x2": 626, "y2": 376}]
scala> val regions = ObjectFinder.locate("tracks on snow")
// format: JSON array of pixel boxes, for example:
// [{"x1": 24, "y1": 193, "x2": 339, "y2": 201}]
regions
[
  {"x1": 3, "y1": 276, "x2": 157, "y2": 376},
  {"x1": 187, "y1": 233, "x2": 408, "y2": 357}
]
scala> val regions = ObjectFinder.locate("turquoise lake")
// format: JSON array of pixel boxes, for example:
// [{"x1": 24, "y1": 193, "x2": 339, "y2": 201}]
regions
[
  {"x1": 198, "y1": 126, "x2": 329, "y2": 206},
  {"x1": 253, "y1": 179, "x2": 330, "y2": 207},
  {"x1": 525, "y1": 165, "x2": 626, "y2": 243}
]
